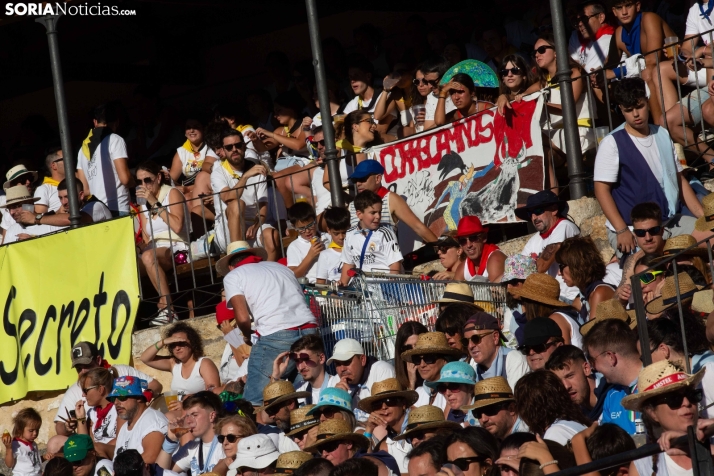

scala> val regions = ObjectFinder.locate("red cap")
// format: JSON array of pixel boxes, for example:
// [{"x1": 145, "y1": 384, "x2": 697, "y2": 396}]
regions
[
  {"x1": 216, "y1": 300, "x2": 233, "y2": 325},
  {"x1": 456, "y1": 216, "x2": 488, "y2": 237}
]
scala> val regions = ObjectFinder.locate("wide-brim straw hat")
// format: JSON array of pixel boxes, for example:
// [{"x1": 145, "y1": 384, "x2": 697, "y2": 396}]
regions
[
  {"x1": 580, "y1": 299, "x2": 637, "y2": 336},
  {"x1": 0, "y1": 184, "x2": 41, "y2": 208},
  {"x1": 646, "y1": 272, "x2": 703, "y2": 314},
  {"x1": 434, "y1": 282, "x2": 474, "y2": 304},
  {"x1": 694, "y1": 195, "x2": 714, "y2": 231},
  {"x1": 691, "y1": 289, "x2": 714, "y2": 314},
  {"x1": 392, "y1": 405, "x2": 462, "y2": 441},
  {"x1": 255, "y1": 380, "x2": 310, "y2": 414},
  {"x1": 286, "y1": 404, "x2": 320, "y2": 436},
  {"x1": 357, "y1": 378, "x2": 419, "y2": 413},
  {"x1": 216, "y1": 240, "x2": 268, "y2": 277},
  {"x1": 621, "y1": 360, "x2": 706, "y2": 411},
  {"x1": 401, "y1": 332, "x2": 464, "y2": 362},
  {"x1": 303, "y1": 419, "x2": 370, "y2": 453},
  {"x1": 508, "y1": 273, "x2": 569, "y2": 308},
  {"x1": 3, "y1": 165, "x2": 38, "y2": 190},
  {"x1": 652, "y1": 235, "x2": 709, "y2": 261},
  {"x1": 462, "y1": 376, "x2": 514, "y2": 411},
  {"x1": 275, "y1": 451, "x2": 313, "y2": 473}
]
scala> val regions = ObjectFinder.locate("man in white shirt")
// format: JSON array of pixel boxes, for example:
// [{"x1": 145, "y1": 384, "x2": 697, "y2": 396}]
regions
[
  {"x1": 271, "y1": 334, "x2": 332, "y2": 405},
  {"x1": 1, "y1": 164, "x2": 39, "y2": 242},
  {"x1": 35, "y1": 146, "x2": 65, "y2": 213},
  {"x1": 326, "y1": 339, "x2": 396, "y2": 422},
  {"x1": 218, "y1": 241, "x2": 318, "y2": 406},
  {"x1": 1, "y1": 185, "x2": 62, "y2": 244},
  {"x1": 76, "y1": 103, "x2": 134, "y2": 215},
  {"x1": 515, "y1": 190, "x2": 580, "y2": 302},
  {"x1": 419, "y1": 59, "x2": 456, "y2": 131},
  {"x1": 568, "y1": 2, "x2": 615, "y2": 72}
]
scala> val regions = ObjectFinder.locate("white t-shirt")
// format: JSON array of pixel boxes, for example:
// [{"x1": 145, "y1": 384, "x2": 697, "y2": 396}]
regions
[
  {"x1": 114, "y1": 408, "x2": 168, "y2": 461},
  {"x1": 11, "y1": 440, "x2": 41, "y2": 476},
  {"x1": 34, "y1": 182, "x2": 61, "y2": 212},
  {"x1": 544, "y1": 419, "x2": 588, "y2": 446},
  {"x1": 342, "y1": 92, "x2": 385, "y2": 120},
  {"x1": 76, "y1": 133, "x2": 130, "y2": 213},
  {"x1": 521, "y1": 220, "x2": 581, "y2": 301},
  {"x1": 219, "y1": 344, "x2": 248, "y2": 383},
  {"x1": 414, "y1": 384, "x2": 448, "y2": 410},
  {"x1": 327, "y1": 360, "x2": 396, "y2": 422},
  {"x1": 568, "y1": 30, "x2": 613, "y2": 72},
  {"x1": 604, "y1": 262, "x2": 622, "y2": 288},
  {"x1": 176, "y1": 145, "x2": 218, "y2": 181},
  {"x1": 87, "y1": 404, "x2": 119, "y2": 444},
  {"x1": 296, "y1": 374, "x2": 333, "y2": 406},
  {"x1": 315, "y1": 247, "x2": 343, "y2": 283},
  {"x1": 173, "y1": 438, "x2": 225, "y2": 475},
  {"x1": 82, "y1": 200, "x2": 113, "y2": 223},
  {"x1": 287, "y1": 233, "x2": 331, "y2": 284},
  {"x1": 341, "y1": 225, "x2": 403, "y2": 273},
  {"x1": 425, "y1": 93, "x2": 456, "y2": 121},
  {"x1": 210, "y1": 162, "x2": 267, "y2": 223},
  {"x1": 0, "y1": 194, "x2": 13, "y2": 231},
  {"x1": 311, "y1": 162, "x2": 353, "y2": 215},
  {"x1": 3, "y1": 222, "x2": 62, "y2": 244},
  {"x1": 686, "y1": 2, "x2": 713, "y2": 44},
  {"x1": 223, "y1": 261, "x2": 317, "y2": 336}
]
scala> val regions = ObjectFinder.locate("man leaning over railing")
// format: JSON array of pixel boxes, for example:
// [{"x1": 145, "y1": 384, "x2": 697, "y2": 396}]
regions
[{"x1": 1, "y1": 184, "x2": 62, "y2": 244}]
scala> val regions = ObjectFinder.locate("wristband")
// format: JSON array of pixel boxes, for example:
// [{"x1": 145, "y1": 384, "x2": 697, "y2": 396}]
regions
[
  {"x1": 615, "y1": 227, "x2": 630, "y2": 235},
  {"x1": 162, "y1": 436, "x2": 179, "y2": 454},
  {"x1": 154, "y1": 341, "x2": 161, "y2": 351},
  {"x1": 539, "y1": 460, "x2": 558, "y2": 470},
  {"x1": 363, "y1": 432, "x2": 373, "y2": 439}
]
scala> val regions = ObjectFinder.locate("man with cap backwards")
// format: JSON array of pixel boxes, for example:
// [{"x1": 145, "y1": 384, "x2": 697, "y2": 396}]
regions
[
  {"x1": 516, "y1": 190, "x2": 580, "y2": 301},
  {"x1": 61, "y1": 434, "x2": 114, "y2": 476},
  {"x1": 401, "y1": 332, "x2": 462, "y2": 410},
  {"x1": 518, "y1": 317, "x2": 565, "y2": 372},
  {"x1": 463, "y1": 377, "x2": 529, "y2": 440},
  {"x1": 217, "y1": 240, "x2": 318, "y2": 407},
  {"x1": 326, "y1": 339, "x2": 395, "y2": 423},
  {"x1": 110, "y1": 376, "x2": 168, "y2": 464},
  {"x1": 454, "y1": 216, "x2": 506, "y2": 282},
  {"x1": 229, "y1": 434, "x2": 281, "y2": 476},
  {"x1": 304, "y1": 420, "x2": 370, "y2": 466},
  {"x1": 346, "y1": 160, "x2": 438, "y2": 243},
  {"x1": 254, "y1": 381, "x2": 307, "y2": 453},
  {"x1": 1, "y1": 184, "x2": 62, "y2": 244},
  {"x1": 462, "y1": 312, "x2": 528, "y2": 390}
]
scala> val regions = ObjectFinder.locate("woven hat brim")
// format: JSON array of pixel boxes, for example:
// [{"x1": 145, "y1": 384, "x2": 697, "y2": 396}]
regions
[
  {"x1": 357, "y1": 390, "x2": 420, "y2": 413},
  {"x1": 508, "y1": 286, "x2": 569, "y2": 308},
  {"x1": 621, "y1": 368, "x2": 706, "y2": 411},
  {"x1": 691, "y1": 290, "x2": 714, "y2": 314},
  {"x1": 434, "y1": 297, "x2": 475, "y2": 304},
  {"x1": 216, "y1": 247, "x2": 269, "y2": 277},
  {"x1": 401, "y1": 345, "x2": 464, "y2": 362},
  {"x1": 392, "y1": 420, "x2": 462, "y2": 441},
  {"x1": 461, "y1": 396, "x2": 515, "y2": 411},
  {"x1": 303, "y1": 433, "x2": 369, "y2": 453},
  {"x1": 651, "y1": 247, "x2": 710, "y2": 262},
  {"x1": 256, "y1": 391, "x2": 312, "y2": 413},
  {"x1": 3, "y1": 171, "x2": 38, "y2": 191},
  {"x1": 285, "y1": 420, "x2": 319, "y2": 436},
  {"x1": 694, "y1": 216, "x2": 714, "y2": 232},
  {"x1": 0, "y1": 196, "x2": 41, "y2": 208},
  {"x1": 645, "y1": 286, "x2": 702, "y2": 315},
  {"x1": 580, "y1": 312, "x2": 637, "y2": 336}
]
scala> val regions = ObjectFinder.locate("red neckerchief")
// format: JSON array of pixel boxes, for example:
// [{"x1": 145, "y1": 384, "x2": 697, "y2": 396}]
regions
[
  {"x1": 376, "y1": 186, "x2": 389, "y2": 199},
  {"x1": 466, "y1": 243, "x2": 500, "y2": 276},
  {"x1": 94, "y1": 402, "x2": 114, "y2": 431},
  {"x1": 579, "y1": 23, "x2": 615, "y2": 52},
  {"x1": 13, "y1": 438, "x2": 32, "y2": 448},
  {"x1": 100, "y1": 359, "x2": 111, "y2": 369},
  {"x1": 539, "y1": 217, "x2": 565, "y2": 239},
  {"x1": 233, "y1": 255, "x2": 263, "y2": 268}
]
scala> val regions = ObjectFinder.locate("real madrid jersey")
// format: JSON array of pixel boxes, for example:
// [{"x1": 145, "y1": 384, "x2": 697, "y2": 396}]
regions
[{"x1": 340, "y1": 225, "x2": 403, "y2": 273}]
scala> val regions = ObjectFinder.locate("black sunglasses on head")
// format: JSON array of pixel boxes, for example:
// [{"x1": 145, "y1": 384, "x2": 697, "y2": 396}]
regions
[
  {"x1": 632, "y1": 226, "x2": 663, "y2": 238},
  {"x1": 500, "y1": 67, "x2": 522, "y2": 77},
  {"x1": 532, "y1": 45, "x2": 555, "y2": 57}
]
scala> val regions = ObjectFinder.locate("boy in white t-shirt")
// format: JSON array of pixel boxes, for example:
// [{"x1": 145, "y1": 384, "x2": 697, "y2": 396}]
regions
[
  {"x1": 316, "y1": 207, "x2": 351, "y2": 284},
  {"x1": 339, "y1": 190, "x2": 403, "y2": 285},
  {"x1": 286, "y1": 202, "x2": 330, "y2": 284}
]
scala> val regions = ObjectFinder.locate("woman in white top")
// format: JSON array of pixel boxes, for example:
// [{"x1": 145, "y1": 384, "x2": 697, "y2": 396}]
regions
[
  {"x1": 213, "y1": 415, "x2": 258, "y2": 476},
  {"x1": 75, "y1": 367, "x2": 125, "y2": 460},
  {"x1": 140, "y1": 322, "x2": 220, "y2": 412},
  {"x1": 136, "y1": 161, "x2": 190, "y2": 325},
  {"x1": 515, "y1": 371, "x2": 590, "y2": 446}
]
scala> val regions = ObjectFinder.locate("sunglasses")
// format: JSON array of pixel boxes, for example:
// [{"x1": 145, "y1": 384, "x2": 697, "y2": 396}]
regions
[
  {"x1": 632, "y1": 226, "x2": 663, "y2": 238},
  {"x1": 295, "y1": 221, "x2": 316, "y2": 233},
  {"x1": 406, "y1": 430, "x2": 428, "y2": 446},
  {"x1": 436, "y1": 245, "x2": 457, "y2": 254},
  {"x1": 528, "y1": 207, "x2": 548, "y2": 216},
  {"x1": 320, "y1": 440, "x2": 343, "y2": 453},
  {"x1": 113, "y1": 396, "x2": 139, "y2": 402},
  {"x1": 532, "y1": 45, "x2": 555, "y2": 57},
  {"x1": 412, "y1": 354, "x2": 442, "y2": 365},
  {"x1": 310, "y1": 140, "x2": 325, "y2": 147},
  {"x1": 266, "y1": 401, "x2": 288, "y2": 416},
  {"x1": 558, "y1": 263, "x2": 568, "y2": 274},
  {"x1": 573, "y1": 13, "x2": 598, "y2": 26},
  {"x1": 217, "y1": 434, "x2": 244, "y2": 443},
  {"x1": 448, "y1": 457, "x2": 486, "y2": 471},
  {"x1": 289, "y1": 352, "x2": 315, "y2": 364},
  {"x1": 437, "y1": 382, "x2": 465, "y2": 394},
  {"x1": 332, "y1": 356, "x2": 357, "y2": 367},
  {"x1": 458, "y1": 233, "x2": 485, "y2": 245},
  {"x1": 500, "y1": 67, "x2": 522, "y2": 77},
  {"x1": 413, "y1": 78, "x2": 439, "y2": 87},
  {"x1": 358, "y1": 118, "x2": 375, "y2": 126},
  {"x1": 442, "y1": 326, "x2": 460, "y2": 337},
  {"x1": 223, "y1": 142, "x2": 245, "y2": 152},
  {"x1": 82, "y1": 385, "x2": 99, "y2": 394},
  {"x1": 138, "y1": 177, "x2": 155, "y2": 185},
  {"x1": 519, "y1": 340, "x2": 558, "y2": 355},
  {"x1": 369, "y1": 396, "x2": 404, "y2": 412},
  {"x1": 650, "y1": 388, "x2": 703, "y2": 410},
  {"x1": 639, "y1": 270, "x2": 663, "y2": 285},
  {"x1": 476, "y1": 402, "x2": 508, "y2": 418},
  {"x1": 168, "y1": 342, "x2": 190, "y2": 352},
  {"x1": 316, "y1": 406, "x2": 340, "y2": 419},
  {"x1": 502, "y1": 278, "x2": 525, "y2": 287},
  {"x1": 461, "y1": 331, "x2": 496, "y2": 348}
]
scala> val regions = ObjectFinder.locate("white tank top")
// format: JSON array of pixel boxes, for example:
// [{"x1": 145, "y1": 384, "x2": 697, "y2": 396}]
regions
[
  {"x1": 554, "y1": 312, "x2": 583, "y2": 349},
  {"x1": 463, "y1": 249, "x2": 498, "y2": 281},
  {"x1": 140, "y1": 186, "x2": 190, "y2": 245},
  {"x1": 171, "y1": 357, "x2": 208, "y2": 395}
]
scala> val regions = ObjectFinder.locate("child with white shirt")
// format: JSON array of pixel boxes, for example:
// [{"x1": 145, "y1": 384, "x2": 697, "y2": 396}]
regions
[
  {"x1": 316, "y1": 207, "x2": 351, "y2": 284},
  {"x1": 3, "y1": 408, "x2": 47, "y2": 476},
  {"x1": 286, "y1": 202, "x2": 330, "y2": 284}
]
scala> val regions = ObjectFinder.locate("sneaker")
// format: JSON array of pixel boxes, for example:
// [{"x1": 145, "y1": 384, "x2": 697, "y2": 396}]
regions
[
  {"x1": 699, "y1": 129, "x2": 714, "y2": 143},
  {"x1": 150, "y1": 308, "x2": 175, "y2": 327}
]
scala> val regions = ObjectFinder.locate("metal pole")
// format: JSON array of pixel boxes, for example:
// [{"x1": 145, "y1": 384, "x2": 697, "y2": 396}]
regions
[
  {"x1": 36, "y1": 15, "x2": 82, "y2": 227},
  {"x1": 549, "y1": 0, "x2": 587, "y2": 199},
  {"x1": 305, "y1": 0, "x2": 344, "y2": 208}
]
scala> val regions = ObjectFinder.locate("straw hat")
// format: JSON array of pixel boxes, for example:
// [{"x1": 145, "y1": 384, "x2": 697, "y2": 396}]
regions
[
  {"x1": 400, "y1": 332, "x2": 464, "y2": 362},
  {"x1": 303, "y1": 419, "x2": 370, "y2": 453},
  {"x1": 357, "y1": 378, "x2": 419, "y2": 413},
  {"x1": 286, "y1": 404, "x2": 320, "y2": 436},
  {"x1": 691, "y1": 289, "x2": 714, "y2": 314},
  {"x1": 0, "y1": 184, "x2": 40, "y2": 208},
  {"x1": 216, "y1": 241, "x2": 268, "y2": 277},
  {"x1": 255, "y1": 381, "x2": 310, "y2": 414},
  {"x1": 434, "y1": 283, "x2": 474, "y2": 304},
  {"x1": 507, "y1": 273, "x2": 569, "y2": 308},
  {"x1": 3, "y1": 165, "x2": 38, "y2": 190},
  {"x1": 645, "y1": 272, "x2": 703, "y2": 314},
  {"x1": 652, "y1": 235, "x2": 709, "y2": 261},
  {"x1": 695, "y1": 194, "x2": 714, "y2": 231},
  {"x1": 621, "y1": 360, "x2": 706, "y2": 411},
  {"x1": 580, "y1": 299, "x2": 637, "y2": 336},
  {"x1": 392, "y1": 405, "x2": 462, "y2": 441},
  {"x1": 275, "y1": 451, "x2": 313, "y2": 473},
  {"x1": 462, "y1": 377, "x2": 515, "y2": 411}
]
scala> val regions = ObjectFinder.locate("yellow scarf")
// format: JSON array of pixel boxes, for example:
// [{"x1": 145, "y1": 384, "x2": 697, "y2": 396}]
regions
[
  {"x1": 328, "y1": 241, "x2": 343, "y2": 251},
  {"x1": 43, "y1": 177, "x2": 60, "y2": 187},
  {"x1": 81, "y1": 129, "x2": 94, "y2": 161},
  {"x1": 236, "y1": 124, "x2": 254, "y2": 133},
  {"x1": 181, "y1": 139, "x2": 202, "y2": 157},
  {"x1": 221, "y1": 160, "x2": 242, "y2": 180},
  {"x1": 335, "y1": 139, "x2": 363, "y2": 153}
]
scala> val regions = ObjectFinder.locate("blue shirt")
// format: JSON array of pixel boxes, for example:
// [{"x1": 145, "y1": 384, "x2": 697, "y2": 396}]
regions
[{"x1": 600, "y1": 379, "x2": 639, "y2": 435}]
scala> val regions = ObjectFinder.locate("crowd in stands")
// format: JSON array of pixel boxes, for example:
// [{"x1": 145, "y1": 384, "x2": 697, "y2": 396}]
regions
[{"x1": 4, "y1": 0, "x2": 714, "y2": 475}]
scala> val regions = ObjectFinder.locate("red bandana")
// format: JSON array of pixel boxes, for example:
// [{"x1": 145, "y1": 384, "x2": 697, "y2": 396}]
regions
[
  {"x1": 376, "y1": 186, "x2": 389, "y2": 199},
  {"x1": 13, "y1": 438, "x2": 32, "y2": 448},
  {"x1": 233, "y1": 255, "x2": 263, "y2": 268},
  {"x1": 539, "y1": 218, "x2": 565, "y2": 239},
  {"x1": 579, "y1": 24, "x2": 615, "y2": 52},
  {"x1": 94, "y1": 403, "x2": 114, "y2": 431}
]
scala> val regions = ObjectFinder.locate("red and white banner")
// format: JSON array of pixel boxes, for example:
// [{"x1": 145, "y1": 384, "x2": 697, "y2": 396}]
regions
[{"x1": 369, "y1": 95, "x2": 545, "y2": 251}]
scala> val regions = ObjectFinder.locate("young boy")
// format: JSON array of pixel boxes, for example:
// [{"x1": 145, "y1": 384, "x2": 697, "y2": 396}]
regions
[
  {"x1": 339, "y1": 190, "x2": 403, "y2": 286},
  {"x1": 286, "y1": 202, "x2": 330, "y2": 284},
  {"x1": 316, "y1": 207, "x2": 351, "y2": 285}
]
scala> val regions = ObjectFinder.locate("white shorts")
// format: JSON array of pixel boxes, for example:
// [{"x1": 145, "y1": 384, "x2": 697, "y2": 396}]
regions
[
  {"x1": 213, "y1": 215, "x2": 275, "y2": 253},
  {"x1": 686, "y1": 67, "x2": 708, "y2": 88}
]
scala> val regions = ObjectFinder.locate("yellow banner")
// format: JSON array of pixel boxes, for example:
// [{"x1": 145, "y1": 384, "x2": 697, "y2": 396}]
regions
[{"x1": 0, "y1": 217, "x2": 139, "y2": 404}]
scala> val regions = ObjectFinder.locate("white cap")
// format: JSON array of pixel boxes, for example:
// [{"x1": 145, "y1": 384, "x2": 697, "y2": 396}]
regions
[
  {"x1": 229, "y1": 434, "x2": 279, "y2": 470},
  {"x1": 326, "y1": 338, "x2": 365, "y2": 365}
]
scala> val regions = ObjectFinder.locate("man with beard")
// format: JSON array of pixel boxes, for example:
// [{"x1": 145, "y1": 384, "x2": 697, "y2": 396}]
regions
[
  {"x1": 109, "y1": 376, "x2": 168, "y2": 464},
  {"x1": 271, "y1": 334, "x2": 332, "y2": 405},
  {"x1": 455, "y1": 216, "x2": 506, "y2": 283},
  {"x1": 254, "y1": 381, "x2": 306, "y2": 453},
  {"x1": 463, "y1": 377, "x2": 528, "y2": 440},
  {"x1": 516, "y1": 191, "x2": 580, "y2": 301}
]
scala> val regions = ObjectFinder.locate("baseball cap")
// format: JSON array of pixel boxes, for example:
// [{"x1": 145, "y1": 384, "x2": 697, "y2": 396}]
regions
[
  {"x1": 215, "y1": 300, "x2": 233, "y2": 325},
  {"x1": 463, "y1": 312, "x2": 500, "y2": 332},
  {"x1": 520, "y1": 317, "x2": 562, "y2": 347},
  {"x1": 71, "y1": 342, "x2": 99, "y2": 368},
  {"x1": 62, "y1": 434, "x2": 94, "y2": 462},
  {"x1": 326, "y1": 339, "x2": 365, "y2": 365},
  {"x1": 348, "y1": 160, "x2": 385, "y2": 181}
]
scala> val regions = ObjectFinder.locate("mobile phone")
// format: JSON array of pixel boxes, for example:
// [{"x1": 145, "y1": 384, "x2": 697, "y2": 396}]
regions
[{"x1": 68, "y1": 410, "x2": 76, "y2": 419}]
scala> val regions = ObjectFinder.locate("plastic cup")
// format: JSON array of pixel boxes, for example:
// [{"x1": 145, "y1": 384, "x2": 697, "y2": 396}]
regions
[
  {"x1": 595, "y1": 126, "x2": 609, "y2": 144},
  {"x1": 295, "y1": 194, "x2": 308, "y2": 203},
  {"x1": 412, "y1": 104, "x2": 426, "y2": 133},
  {"x1": 333, "y1": 114, "x2": 346, "y2": 124},
  {"x1": 664, "y1": 36, "x2": 679, "y2": 60},
  {"x1": 164, "y1": 391, "x2": 180, "y2": 407}
]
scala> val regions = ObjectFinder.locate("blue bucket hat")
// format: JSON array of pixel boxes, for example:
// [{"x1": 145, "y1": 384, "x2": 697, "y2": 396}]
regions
[
  {"x1": 425, "y1": 361, "x2": 476, "y2": 389},
  {"x1": 107, "y1": 376, "x2": 148, "y2": 401},
  {"x1": 348, "y1": 160, "x2": 385, "y2": 181},
  {"x1": 306, "y1": 387, "x2": 354, "y2": 416}
]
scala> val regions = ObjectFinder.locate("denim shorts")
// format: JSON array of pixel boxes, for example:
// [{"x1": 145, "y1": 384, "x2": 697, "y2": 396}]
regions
[{"x1": 684, "y1": 89, "x2": 711, "y2": 126}]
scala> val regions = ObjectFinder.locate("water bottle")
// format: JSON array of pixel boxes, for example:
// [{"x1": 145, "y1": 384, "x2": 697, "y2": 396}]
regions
[{"x1": 632, "y1": 418, "x2": 646, "y2": 447}]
